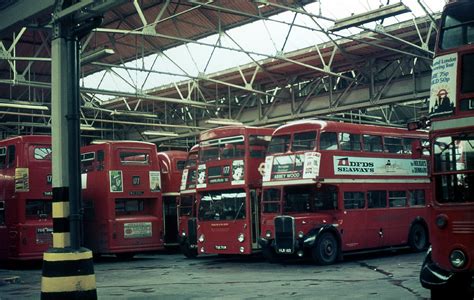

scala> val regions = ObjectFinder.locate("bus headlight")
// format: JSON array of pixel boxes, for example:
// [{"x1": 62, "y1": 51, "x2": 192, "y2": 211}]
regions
[
  {"x1": 238, "y1": 233, "x2": 245, "y2": 243},
  {"x1": 198, "y1": 234, "x2": 205, "y2": 243},
  {"x1": 450, "y1": 250, "x2": 466, "y2": 268},
  {"x1": 239, "y1": 247, "x2": 245, "y2": 253},
  {"x1": 435, "y1": 214, "x2": 448, "y2": 229},
  {"x1": 265, "y1": 230, "x2": 272, "y2": 238},
  {"x1": 200, "y1": 247, "x2": 205, "y2": 253},
  {"x1": 298, "y1": 231, "x2": 304, "y2": 238},
  {"x1": 181, "y1": 231, "x2": 186, "y2": 237}
]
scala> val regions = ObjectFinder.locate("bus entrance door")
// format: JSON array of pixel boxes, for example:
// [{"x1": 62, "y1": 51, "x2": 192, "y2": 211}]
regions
[
  {"x1": 250, "y1": 189, "x2": 260, "y2": 250},
  {"x1": 163, "y1": 196, "x2": 178, "y2": 246}
]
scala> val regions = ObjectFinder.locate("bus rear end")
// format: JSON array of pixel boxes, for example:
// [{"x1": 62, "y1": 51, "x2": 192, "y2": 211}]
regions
[
  {"x1": 82, "y1": 142, "x2": 164, "y2": 257},
  {"x1": 0, "y1": 136, "x2": 52, "y2": 261}
]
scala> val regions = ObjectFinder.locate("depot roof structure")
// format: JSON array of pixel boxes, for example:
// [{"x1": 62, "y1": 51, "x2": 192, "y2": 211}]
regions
[{"x1": 0, "y1": 0, "x2": 441, "y2": 148}]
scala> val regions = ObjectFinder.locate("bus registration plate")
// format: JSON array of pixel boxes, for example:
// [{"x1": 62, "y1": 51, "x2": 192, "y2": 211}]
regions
[
  {"x1": 124, "y1": 222, "x2": 152, "y2": 238},
  {"x1": 277, "y1": 248, "x2": 293, "y2": 254}
]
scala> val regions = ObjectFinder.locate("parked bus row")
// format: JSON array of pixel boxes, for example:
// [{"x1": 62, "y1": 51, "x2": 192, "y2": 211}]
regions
[
  {"x1": 0, "y1": 138, "x2": 188, "y2": 261},
  {"x1": 180, "y1": 121, "x2": 432, "y2": 266}
]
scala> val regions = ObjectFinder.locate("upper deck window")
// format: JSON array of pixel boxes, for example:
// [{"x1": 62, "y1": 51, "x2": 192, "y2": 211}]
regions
[
  {"x1": 120, "y1": 151, "x2": 150, "y2": 165},
  {"x1": 363, "y1": 135, "x2": 383, "y2": 152},
  {"x1": 249, "y1": 135, "x2": 271, "y2": 158},
  {"x1": 200, "y1": 136, "x2": 245, "y2": 161},
  {"x1": 461, "y1": 53, "x2": 474, "y2": 94},
  {"x1": 440, "y1": 2, "x2": 474, "y2": 50},
  {"x1": 339, "y1": 133, "x2": 361, "y2": 151},
  {"x1": 267, "y1": 135, "x2": 290, "y2": 154},
  {"x1": 33, "y1": 147, "x2": 52, "y2": 160},
  {"x1": 177, "y1": 160, "x2": 186, "y2": 170},
  {"x1": 384, "y1": 137, "x2": 403, "y2": 154},
  {"x1": 320, "y1": 132, "x2": 338, "y2": 150},
  {"x1": 292, "y1": 131, "x2": 317, "y2": 151},
  {"x1": 185, "y1": 152, "x2": 198, "y2": 168},
  {"x1": 0, "y1": 147, "x2": 6, "y2": 169}
]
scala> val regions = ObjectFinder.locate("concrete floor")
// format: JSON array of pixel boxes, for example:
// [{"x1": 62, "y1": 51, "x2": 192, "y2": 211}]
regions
[{"x1": 0, "y1": 250, "x2": 430, "y2": 299}]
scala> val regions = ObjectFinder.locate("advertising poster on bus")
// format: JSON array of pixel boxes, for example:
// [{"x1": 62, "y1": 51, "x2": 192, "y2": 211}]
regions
[
  {"x1": 262, "y1": 156, "x2": 273, "y2": 182},
  {"x1": 429, "y1": 53, "x2": 457, "y2": 118},
  {"x1": 232, "y1": 160, "x2": 245, "y2": 185},
  {"x1": 14, "y1": 168, "x2": 29, "y2": 192},
  {"x1": 197, "y1": 164, "x2": 207, "y2": 189},
  {"x1": 109, "y1": 170, "x2": 123, "y2": 192},
  {"x1": 180, "y1": 168, "x2": 188, "y2": 191},
  {"x1": 149, "y1": 171, "x2": 161, "y2": 192},
  {"x1": 333, "y1": 156, "x2": 428, "y2": 176},
  {"x1": 302, "y1": 152, "x2": 321, "y2": 179}
]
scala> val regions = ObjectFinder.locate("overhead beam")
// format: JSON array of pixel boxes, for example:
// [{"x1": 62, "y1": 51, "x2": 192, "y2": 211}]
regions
[{"x1": 0, "y1": 0, "x2": 54, "y2": 35}]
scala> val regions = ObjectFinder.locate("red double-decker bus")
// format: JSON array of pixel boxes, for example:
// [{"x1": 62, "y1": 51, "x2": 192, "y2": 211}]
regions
[
  {"x1": 259, "y1": 120, "x2": 430, "y2": 264},
  {"x1": 178, "y1": 145, "x2": 199, "y2": 258},
  {"x1": 196, "y1": 126, "x2": 273, "y2": 255},
  {"x1": 419, "y1": 1, "x2": 474, "y2": 298},
  {"x1": 81, "y1": 141, "x2": 164, "y2": 258},
  {"x1": 157, "y1": 151, "x2": 187, "y2": 247},
  {"x1": 0, "y1": 135, "x2": 52, "y2": 261}
]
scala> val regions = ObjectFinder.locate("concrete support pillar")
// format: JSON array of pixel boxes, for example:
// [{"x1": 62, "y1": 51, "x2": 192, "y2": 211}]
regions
[{"x1": 41, "y1": 14, "x2": 96, "y2": 300}]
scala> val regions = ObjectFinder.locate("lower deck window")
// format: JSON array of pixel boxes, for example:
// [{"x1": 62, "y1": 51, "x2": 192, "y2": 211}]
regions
[
  {"x1": 26, "y1": 200, "x2": 52, "y2": 218},
  {"x1": 409, "y1": 190, "x2": 426, "y2": 206},
  {"x1": 388, "y1": 191, "x2": 407, "y2": 207},
  {"x1": 343, "y1": 192, "x2": 365, "y2": 209},
  {"x1": 283, "y1": 184, "x2": 338, "y2": 213},
  {"x1": 115, "y1": 199, "x2": 145, "y2": 214}
]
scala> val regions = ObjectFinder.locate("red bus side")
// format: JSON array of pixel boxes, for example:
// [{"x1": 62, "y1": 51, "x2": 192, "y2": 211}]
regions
[{"x1": 0, "y1": 135, "x2": 52, "y2": 261}]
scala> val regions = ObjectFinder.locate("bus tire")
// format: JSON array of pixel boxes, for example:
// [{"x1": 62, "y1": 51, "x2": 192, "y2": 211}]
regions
[
  {"x1": 408, "y1": 223, "x2": 428, "y2": 252},
  {"x1": 311, "y1": 232, "x2": 338, "y2": 265},
  {"x1": 262, "y1": 245, "x2": 278, "y2": 263},
  {"x1": 181, "y1": 242, "x2": 198, "y2": 259}
]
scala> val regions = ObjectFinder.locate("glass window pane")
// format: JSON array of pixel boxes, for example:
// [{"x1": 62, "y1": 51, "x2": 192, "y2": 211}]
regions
[
  {"x1": 363, "y1": 135, "x2": 383, "y2": 152},
  {"x1": 320, "y1": 132, "x2": 338, "y2": 150},
  {"x1": 368, "y1": 190, "x2": 386, "y2": 208},
  {"x1": 198, "y1": 189, "x2": 246, "y2": 221},
  {"x1": 292, "y1": 131, "x2": 317, "y2": 151},
  {"x1": 267, "y1": 135, "x2": 290, "y2": 154},
  {"x1": 339, "y1": 133, "x2": 361, "y2": 151},
  {"x1": 389, "y1": 191, "x2": 407, "y2": 207},
  {"x1": 384, "y1": 137, "x2": 403, "y2": 154},
  {"x1": 343, "y1": 192, "x2": 365, "y2": 209},
  {"x1": 410, "y1": 190, "x2": 426, "y2": 206}
]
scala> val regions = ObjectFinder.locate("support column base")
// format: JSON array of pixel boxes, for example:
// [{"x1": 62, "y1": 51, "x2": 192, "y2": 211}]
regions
[{"x1": 41, "y1": 247, "x2": 97, "y2": 300}]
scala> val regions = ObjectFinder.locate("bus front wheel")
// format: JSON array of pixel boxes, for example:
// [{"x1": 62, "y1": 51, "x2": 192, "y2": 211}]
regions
[
  {"x1": 311, "y1": 232, "x2": 338, "y2": 265},
  {"x1": 408, "y1": 223, "x2": 428, "y2": 252}
]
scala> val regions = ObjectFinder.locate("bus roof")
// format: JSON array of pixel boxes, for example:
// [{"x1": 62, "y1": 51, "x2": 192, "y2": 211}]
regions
[
  {"x1": 273, "y1": 120, "x2": 427, "y2": 138},
  {"x1": 199, "y1": 125, "x2": 274, "y2": 141},
  {"x1": 0, "y1": 135, "x2": 51, "y2": 145},
  {"x1": 157, "y1": 151, "x2": 187, "y2": 165},
  {"x1": 82, "y1": 140, "x2": 157, "y2": 152}
]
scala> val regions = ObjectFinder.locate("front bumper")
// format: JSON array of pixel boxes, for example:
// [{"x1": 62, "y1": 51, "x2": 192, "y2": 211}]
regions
[{"x1": 420, "y1": 248, "x2": 455, "y2": 289}]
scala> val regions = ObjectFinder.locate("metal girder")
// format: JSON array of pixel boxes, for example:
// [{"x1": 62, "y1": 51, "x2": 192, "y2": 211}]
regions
[{"x1": 0, "y1": 0, "x2": 54, "y2": 35}]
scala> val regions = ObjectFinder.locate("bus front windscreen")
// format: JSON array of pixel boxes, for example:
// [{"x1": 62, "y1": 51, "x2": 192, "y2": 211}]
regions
[
  {"x1": 434, "y1": 134, "x2": 474, "y2": 203},
  {"x1": 283, "y1": 184, "x2": 338, "y2": 213},
  {"x1": 198, "y1": 189, "x2": 246, "y2": 221},
  {"x1": 440, "y1": 2, "x2": 474, "y2": 50}
]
